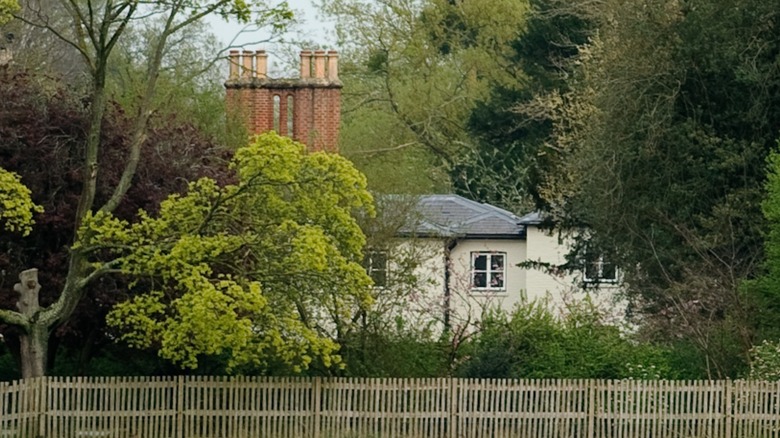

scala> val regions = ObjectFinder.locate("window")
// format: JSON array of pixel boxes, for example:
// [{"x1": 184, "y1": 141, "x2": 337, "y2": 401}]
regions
[
  {"x1": 471, "y1": 252, "x2": 505, "y2": 291},
  {"x1": 364, "y1": 250, "x2": 388, "y2": 287},
  {"x1": 584, "y1": 255, "x2": 618, "y2": 283},
  {"x1": 287, "y1": 95, "x2": 295, "y2": 134},
  {"x1": 273, "y1": 95, "x2": 281, "y2": 132}
]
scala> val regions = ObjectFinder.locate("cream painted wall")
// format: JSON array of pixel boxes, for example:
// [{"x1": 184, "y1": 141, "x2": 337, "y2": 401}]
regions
[
  {"x1": 377, "y1": 238, "x2": 447, "y2": 331},
  {"x1": 447, "y1": 239, "x2": 527, "y2": 327},
  {"x1": 524, "y1": 226, "x2": 578, "y2": 302},
  {"x1": 524, "y1": 226, "x2": 625, "y2": 320},
  {"x1": 377, "y1": 227, "x2": 626, "y2": 334}
]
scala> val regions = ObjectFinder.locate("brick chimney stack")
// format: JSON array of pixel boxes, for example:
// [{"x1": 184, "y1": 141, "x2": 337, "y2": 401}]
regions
[{"x1": 225, "y1": 49, "x2": 342, "y2": 153}]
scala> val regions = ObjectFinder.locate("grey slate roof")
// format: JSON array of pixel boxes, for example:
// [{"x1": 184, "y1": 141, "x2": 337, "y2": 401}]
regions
[
  {"x1": 518, "y1": 211, "x2": 544, "y2": 225},
  {"x1": 398, "y1": 194, "x2": 526, "y2": 238}
]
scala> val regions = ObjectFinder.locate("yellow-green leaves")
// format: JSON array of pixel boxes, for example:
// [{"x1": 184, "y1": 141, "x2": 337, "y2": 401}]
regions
[
  {"x1": 84, "y1": 133, "x2": 374, "y2": 373},
  {"x1": 0, "y1": 168, "x2": 43, "y2": 236},
  {"x1": 0, "y1": 0, "x2": 19, "y2": 25}
]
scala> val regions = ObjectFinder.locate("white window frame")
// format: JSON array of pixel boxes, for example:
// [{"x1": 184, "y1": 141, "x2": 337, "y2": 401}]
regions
[
  {"x1": 583, "y1": 255, "x2": 618, "y2": 284},
  {"x1": 471, "y1": 251, "x2": 506, "y2": 292}
]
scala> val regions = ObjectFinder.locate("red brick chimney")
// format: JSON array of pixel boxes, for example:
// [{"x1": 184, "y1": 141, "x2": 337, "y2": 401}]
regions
[{"x1": 225, "y1": 49, "x2": 342, "y2": 153}]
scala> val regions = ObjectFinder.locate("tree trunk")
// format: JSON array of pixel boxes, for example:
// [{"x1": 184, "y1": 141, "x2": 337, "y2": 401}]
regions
[
  {"x1": 14, "y1": 268, "x2": 49, "y2": 379},
  {"x1": 18, "y1": 324, "x2": 49, "y2": 379}
]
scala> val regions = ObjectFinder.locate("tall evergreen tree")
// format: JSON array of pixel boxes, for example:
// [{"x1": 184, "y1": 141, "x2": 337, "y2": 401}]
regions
[
  {"x1": 538, "y1": 0, "x2": 780, "y2": 377},
  {"x1": 454, "y1": 0, "x2": 592, "y2": 212}
]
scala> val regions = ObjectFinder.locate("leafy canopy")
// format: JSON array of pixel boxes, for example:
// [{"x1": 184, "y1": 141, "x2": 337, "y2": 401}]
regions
[
  {"x1": 0, "y1": 0, "x2": 17, "y2": 24},
  {"x1": 78, "y1": 133, "x2": 375, "y2": 372},
  {"x1": 0, "y1": 168, "x2": 42, "y2": 236},
  {"x1": 321, "y1": 0, "x2": 528, "y2": 193}
]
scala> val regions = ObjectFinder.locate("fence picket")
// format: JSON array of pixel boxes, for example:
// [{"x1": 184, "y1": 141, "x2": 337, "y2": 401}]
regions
[{"x1": 2, "y1": 377, "x2": 780, "y2": 437}]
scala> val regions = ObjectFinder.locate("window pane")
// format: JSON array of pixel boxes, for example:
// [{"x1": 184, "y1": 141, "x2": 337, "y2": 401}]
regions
[
  {"x1": 371, "y1": 269, "x2": 387, "y2": 287},
  {"x1": 287, "y1": 95, "x2": 294, "y2": 134},
  {"x1": 473, "y1": 272, "x2": 487, "y2": 288},
  {"x1": 273, "y1": 95, "x2": 281, "y2": 132},
  {"x1": 473, "y1": 254, "x2": 487, "y2": 270},
  {"x1": 601, "y1": 263, "x2": 617, "y2": 281},
  {"x1": 585, "y1": 261, "x2": 600, "y2": 280},
  {"x1": 363, "y1": 250, "x2": 388, "y2": 287},
  {"x1": 491, "y1": 255, "x2": 504, "y2": 270},
  {"x1": 373, "y1": 252, "x2": 388, "y2": 269},
  {"x1": 490, "y1": 273, "x2": 504, "y2": 288}
]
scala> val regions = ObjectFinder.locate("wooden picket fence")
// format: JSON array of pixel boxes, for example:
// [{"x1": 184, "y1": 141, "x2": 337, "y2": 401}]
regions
[{"x1": 0, "y1": 377, "x2": 779, "y2": 438}]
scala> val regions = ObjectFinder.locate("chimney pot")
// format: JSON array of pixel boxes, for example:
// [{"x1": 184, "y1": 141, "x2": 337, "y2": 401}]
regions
[
  {"x1": 242, "y1": 50, "x2": 253, "y2": 79},
  {"x1": 314, "y1": 50, "x2": 326, "y2": 79},
  {"x1": 228, "y1": 50, "x2": 240, "y2": 80},
  {"x1": 255, "y1": 50, "x2": 268, "y2": 79},
  {"x1": 300, "y1": 50, "x2": 312, "y2": 79},
  {"x1": 327, "y1": 50, "x2": 339, "y2": 81}
]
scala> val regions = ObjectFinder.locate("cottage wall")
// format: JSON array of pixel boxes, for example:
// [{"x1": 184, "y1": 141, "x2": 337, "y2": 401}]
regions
[{"x1": 447, "y1": 238, "x2": 527, "y2": 326}]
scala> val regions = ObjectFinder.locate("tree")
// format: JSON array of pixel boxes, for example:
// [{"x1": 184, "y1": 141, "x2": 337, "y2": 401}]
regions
[
  {"x1": 0, "y1": 66, "x2": 240, "y2": 376},
  {"x1": 453, "y1": 0, "x2": 593, "y2": 212},
  {"x1": 1, "y1": 0, "x2": 292, "y2": 378},
  {"x1": 78, "y1": 133, "x2": 374, "y2": 372},
  {"x1": 337, "y1": 195, "x2": 453, "y2": 377},
  {"x1": 536, "y1": 0, "x2": 780, "y2": 377},
  {"x1": 743, "y1": 150, "x2": 780, "y2": 376},
  {"x1": 105, "y1": 16, "x2": 250, "y2": 149},
  {"x1": 0, "y1": 0, "x2": 17, "y2": 25},
  {"x1": 0, "y1": 66, "x2": 243, "y2": 377},
  {"x1": 319, "y1": 0, "x2": 528, "y2": 193}
]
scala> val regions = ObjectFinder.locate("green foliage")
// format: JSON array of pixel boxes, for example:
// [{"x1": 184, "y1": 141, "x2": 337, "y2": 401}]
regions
[
  {"x1": 529, "y1": 0, "x2": 780, "y2": 377},
  {"x1": 455, "y1": 0, "x2": 593, "y2": 212},
  {"x1": 339, "y1": 318, "x2": 451, "y2": 377},
  {"x1": 748, "y1": 340, "x2": 780, "y2": 381},
  {"x1": 457, "y1": 299, "x2": 671, "y2": 379},
  {"x1": 0, "y1": 0, "x2": 294, "y2": 380},
  {"x1": 742, "y1": 151, "x2": 780, "y2": 381},
  {"x1": 0, "y1": 168, "x2": 42, "y2": 236},
  {"x1": 0, "y1": 0, "x2": 17, "y2": 25},
  {"x1": 321, "y1": 0, "x2": 528, "y2": 193},
  {"x1": 79, "y1": 133, "x2": 375, "y2": 373},
  {"x1": 106, "y1": 18, "x2": 248, "y2": 150},
  {"x1": 744, "y1": 150, "x2": 780, "y2": 341}
]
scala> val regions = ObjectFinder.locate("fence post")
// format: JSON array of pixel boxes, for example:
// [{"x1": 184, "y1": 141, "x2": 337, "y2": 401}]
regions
[
  {"x1": 40, "y1": 377, "x2": 48, "y2": 438},
  {"x1": 724, "y1": 379, "x2": 732, "y2": 438},
  {"x1": 176, "y1": 376, "x2": 184, "y2": 438},
  {"x1": 313, "y1": 377, "x2": 321, "y2": 438},
  {"x1": 448, "y1": 378, "x2": 458, "y2": 438},
  {"x1": 587, "y1": 379, "x2": 596, "y2": 438}
]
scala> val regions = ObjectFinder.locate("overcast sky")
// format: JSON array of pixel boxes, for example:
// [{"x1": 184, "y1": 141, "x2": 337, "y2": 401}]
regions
[{"x1": 206, "y1": 0, "x2": 337, "y2": 75}]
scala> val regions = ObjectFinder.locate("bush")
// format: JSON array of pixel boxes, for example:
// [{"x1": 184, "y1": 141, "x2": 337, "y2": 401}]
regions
[
  {"x1": 457, "y1": 298, "x2": 672, "y2": 379},
  {"x1": 748, "y1": 340, "x2": 780, "y2": 380}
]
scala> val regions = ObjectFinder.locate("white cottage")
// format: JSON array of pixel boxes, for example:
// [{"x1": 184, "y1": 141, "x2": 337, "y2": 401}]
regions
[{"x1": 369, "y1": 194, "x2": 623, "y2": 332}]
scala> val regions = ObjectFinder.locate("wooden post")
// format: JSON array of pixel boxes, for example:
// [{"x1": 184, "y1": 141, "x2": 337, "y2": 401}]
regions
[
  {"x1": 36, "y1": 377, "x2": 47, "y2": 438},
  {"x1": 724, "y1": 379, "x2": 732, "y2": 438},
  {"x1": 176, "y1": 375, "x2": 184, "y2": 438},
  {"x1": 313, "y1": 377, "x2": 321, "y2": 438},
  {"x1": 588, "y1": 379, "x2": 596, "y2": 438},
  {"x1": 448, "y1": 378, "x2": 457, "y2": 438}
]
